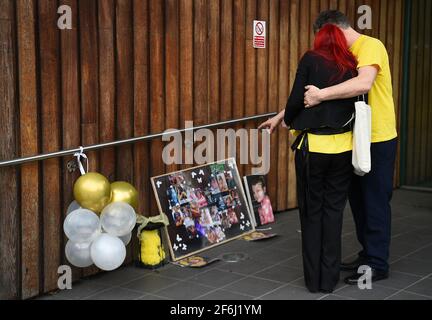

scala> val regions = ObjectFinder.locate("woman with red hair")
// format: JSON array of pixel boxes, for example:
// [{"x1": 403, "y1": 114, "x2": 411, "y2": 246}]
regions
[{"x1": 269, "y1": 24, "x2": 358, "y2": 293}]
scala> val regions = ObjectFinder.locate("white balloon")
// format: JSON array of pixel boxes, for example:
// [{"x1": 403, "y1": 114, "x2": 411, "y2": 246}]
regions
[
  {"x1": 66, "y1": 200, "x2": 81, "y2": 215},
  {"x1": 91, "y1": 234, "x2": 126, "y2": 271},
  {"x1": 63, "y1": 209, "x2": 101, "y2": 243},
  {"x1": 65, "y1": 240, "x2": 93, "y2": 268},
  {"x1": 119, "y1": 232, "x2": 132, "y2": 246},
  {"x1": 100, "y1": 202, "x2": 136, "y2": 237}
]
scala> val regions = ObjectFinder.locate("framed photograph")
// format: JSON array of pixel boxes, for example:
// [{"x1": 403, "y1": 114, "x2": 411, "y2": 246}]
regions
[
  {"x1": 151, "y1": 158, "x2": 255, "y2": 261},
  {"x1": 243, "y1": 175, "x2": 275, "y2": 227}
]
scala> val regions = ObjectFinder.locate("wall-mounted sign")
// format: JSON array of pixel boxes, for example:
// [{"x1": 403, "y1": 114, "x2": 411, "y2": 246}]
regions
[{"x1": 253, "y1": 20, "x2": 266, "y2": 49}]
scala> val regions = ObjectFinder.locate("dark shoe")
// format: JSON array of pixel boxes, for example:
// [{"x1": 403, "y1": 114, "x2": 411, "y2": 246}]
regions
[
  {"x1": 340, "y1": 256, "x2": 366, "y2": 271},
  {"x1": 319, "y1": 288, "x2": 334, "y2": 294},
  {"x1": 344, "y1": 268, "x2": 389, "y2": 285}
]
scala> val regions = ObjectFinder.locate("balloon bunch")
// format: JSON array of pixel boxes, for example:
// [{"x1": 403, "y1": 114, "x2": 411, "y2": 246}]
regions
[{"x1": 63, "y1": 150, "x2": 138, "y2": 271}]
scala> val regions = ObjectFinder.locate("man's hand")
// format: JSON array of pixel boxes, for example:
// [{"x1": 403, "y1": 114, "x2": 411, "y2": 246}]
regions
[
  {"x1": 304, "y1": 85, "x2": 322, "y2": 108},
  {"x1": 258, "y1": 112, "x2": 284, "y2": 134}
]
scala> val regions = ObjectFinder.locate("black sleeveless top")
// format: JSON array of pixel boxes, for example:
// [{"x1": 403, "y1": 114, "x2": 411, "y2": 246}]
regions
[{"x1": 284, "y1": 51, "x2": 358, "y2": 131}]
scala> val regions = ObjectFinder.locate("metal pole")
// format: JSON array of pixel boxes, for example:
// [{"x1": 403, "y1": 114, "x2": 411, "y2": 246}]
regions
[{"x1": 0, "y1": 112, "x2": 277, "y2": 168}]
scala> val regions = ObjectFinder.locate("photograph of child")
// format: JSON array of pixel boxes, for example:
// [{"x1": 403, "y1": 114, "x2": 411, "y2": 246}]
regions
[
  {"x1": 210, "y1": 206, "x2": 222, "y2": 226},
  {"x1": 245, "y1": 175, "x2": 275, "y2": 226},
  {"x1": 217, "y1": 173, "x2": 229, "y2": 192},
  {"x1": 210, "y1": 177, "x2": 220, "y2": 194},
  {"x1": 195, "y1": 188, "x2": 208, "y2": 208},
  {"x1": 167, "y1": 185, "x2": 179, "y2": 207},
  {"x1": 225, "y1": 170, "x2": 236, "y2": 189},
  {"x1": 199, "y1": 207, "x2": 213, "y2": 227},
  {"x1": 227, "y1": 208, "x2": 239, "y2": 225},
  {"x1": 221, "y1": 210, "x2": 232, "y2": 229}
]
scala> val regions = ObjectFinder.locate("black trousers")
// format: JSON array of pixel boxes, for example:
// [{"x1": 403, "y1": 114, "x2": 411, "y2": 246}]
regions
[
  {"x1": 349, "y1": 138, "x2": 397, "y2": 272},
  {"x1": 295, "y1": 150, "x2": 352, "y2": 292}
]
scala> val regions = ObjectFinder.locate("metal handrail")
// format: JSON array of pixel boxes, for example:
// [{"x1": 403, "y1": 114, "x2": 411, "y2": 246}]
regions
[{"x1": 0, "y1": 112, "x2": 277, "y2": 168}]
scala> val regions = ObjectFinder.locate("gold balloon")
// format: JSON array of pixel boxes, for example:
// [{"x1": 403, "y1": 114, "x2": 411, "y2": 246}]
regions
[
  {"x1": 73, "y1": 172, "x2": 111, "y2": 214},
  {"x1": 110, "y1": 181, "x2": 139, "y2": 211}
]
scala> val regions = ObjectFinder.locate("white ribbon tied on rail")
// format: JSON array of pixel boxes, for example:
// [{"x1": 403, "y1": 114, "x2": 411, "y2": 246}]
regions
[{"x1": 73, "y1": 146, "x2": 89, "y2": 175}]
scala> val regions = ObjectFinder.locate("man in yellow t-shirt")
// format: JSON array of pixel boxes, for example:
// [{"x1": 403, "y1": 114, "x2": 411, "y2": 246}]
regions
[{"x1": 304, "y1": 11, "x2": 398, "y2": 285}]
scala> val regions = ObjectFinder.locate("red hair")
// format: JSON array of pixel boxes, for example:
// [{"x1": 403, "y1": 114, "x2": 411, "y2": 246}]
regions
[{"x1": 311, "y1": 24, "x2": 358, "y2": 82}]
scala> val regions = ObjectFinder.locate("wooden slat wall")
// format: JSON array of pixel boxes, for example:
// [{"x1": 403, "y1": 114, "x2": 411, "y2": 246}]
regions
[
  {"x1": 0, "y1": 0, "x2": 406, "y2": 299},
  {"x1": 406, "y1": 0, "x2": 432, "y2": 186}
]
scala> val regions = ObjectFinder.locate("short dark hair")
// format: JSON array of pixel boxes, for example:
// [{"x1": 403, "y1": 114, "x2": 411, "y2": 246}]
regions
[{"x1": 313, "y1": 10, "x2": 351, "y2": 33}]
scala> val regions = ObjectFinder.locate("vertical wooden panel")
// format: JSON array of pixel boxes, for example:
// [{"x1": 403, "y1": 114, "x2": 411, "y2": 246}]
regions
[
  {"x1": 267, "y1": 0, "x2": 279, "y2": 208},
  {"x1": 179, "y1": 0, "x2": 194, "y2": 126},
  {"x1": 329, "y1": 0, "x2": 338, "y2": 10},
  {"x1": 277, "y1": 0, "x2": 289, "y2": 210},
  {"x1": 346, "y1": 0, "x2": 357, "y2": 27},
  {"x1": 98, "y1": 0, "x2": 116, "y2": 182},
  {"x1": 165, "y1": 0, "x2": 180, "y2": 175},
  {"x1": 16, "y1": 0, "x2": 40, "y2": 299},
  {"x1": 319, "y1": 0, "x2": 329, "y2": 12},
  {"x1": 79, "y1": 0, "x2": 99, "y2": 174},
  {"x1": 256, "y1": 0, "x2": 269, "y2": 116},
  {"x1": 337, "y1": 0, "x2": 346, "y2": 14},
  {"x1": 38, "y1": 0, "x2": 62, "y2": 293},
  {"x1": 116, "y1": 0, "x2": 134, "y2": 184},
  {"x1": 60, "y1": 0, "x2": 82, "y2": 283},
  {"x1": 79, "y1": 0, "x2": 101, "y2": 276},
  {"x1": 379, "y1": 0, "x2": 388, "y2": 43},
  {"x1": 209, "y1": 0, "x2": 221, "y2": 121},
  {"x1": 220, "y1": 0, "x2": 233, "y2": 122},
  {"x1": 133, "y1": 0, "x2": 150, "y2": 218},
  {"x1": 194, "y1": 0, "x2": 209, "y2": 126},
  {"x1": 310, "y1": 0, "x2": 320, "y2": 46},
  {"x1": 287, "y1": 0, "x2": 300, "y2": 208},
  {"x1": 0, "y1": 0, "x2": 19, "y2": 300},
  {"x1": 115, "y1": 0, "x2": 134, "y2": 262},
  {"x1": 179, "y1": 0, "x2": 193, "y2": 172},
  {"x1": 371, "y1": 0, "x2": 381, "y2": 39},
  {"x1": 149, "y1": 0, "x2": 165, "y2": 212}
]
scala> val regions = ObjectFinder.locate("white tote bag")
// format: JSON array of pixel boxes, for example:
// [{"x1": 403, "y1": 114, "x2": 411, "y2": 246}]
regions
[{"x1": 352, "y1": 96, "x2": 372, "y2": 176}]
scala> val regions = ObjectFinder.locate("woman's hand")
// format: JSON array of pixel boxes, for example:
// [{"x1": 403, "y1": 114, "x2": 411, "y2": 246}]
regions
[{"x1": 258, "y1": 110, "x2": 285, "y2": 134}]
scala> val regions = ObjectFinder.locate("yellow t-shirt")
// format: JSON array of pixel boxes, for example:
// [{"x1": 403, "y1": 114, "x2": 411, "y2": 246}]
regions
[{"x1": 350, "y1": 35, "x2": 398, "y2": 143}]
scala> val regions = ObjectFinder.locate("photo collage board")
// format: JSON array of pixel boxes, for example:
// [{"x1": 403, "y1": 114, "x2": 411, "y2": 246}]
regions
[{"x1": 151, "y1": 158, "x2": 255, "y2": 261}]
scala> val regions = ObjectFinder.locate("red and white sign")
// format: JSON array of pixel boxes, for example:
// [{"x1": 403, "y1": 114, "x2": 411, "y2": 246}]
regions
[{"x1": 253, "y1": 20, "x2": 266, "y2": 49}]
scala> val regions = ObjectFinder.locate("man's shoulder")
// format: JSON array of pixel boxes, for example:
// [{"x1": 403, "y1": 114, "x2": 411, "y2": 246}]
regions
[{"x1": 359, "y1": 35, "x2": 386, "y2": 50}]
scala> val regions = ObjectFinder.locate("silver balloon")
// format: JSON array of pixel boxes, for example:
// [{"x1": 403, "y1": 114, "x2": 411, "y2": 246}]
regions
[
  {"x1": 100, "y1": 202, "x2": 136, "y2": 237},
  {"x1": 65, "y1": 240, "x2": 93, "y2": 268},
  {"x1": 90, "y1": 234, "x2": 126, "y2": 271},
  {"x1": 63, "y1": 209, "x2": 101, "y2": 243},
  {"x1": 119, "y1": 232, "x2": 132, "y2": 246},
  {"x1": 66, "y1": 200, "x2": 81, "y2": 216}
]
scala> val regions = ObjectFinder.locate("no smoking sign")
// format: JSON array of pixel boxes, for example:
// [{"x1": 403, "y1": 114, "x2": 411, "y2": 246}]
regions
[{"x1": 253, "y1": 20, "x2": 266, "y2": 49}]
